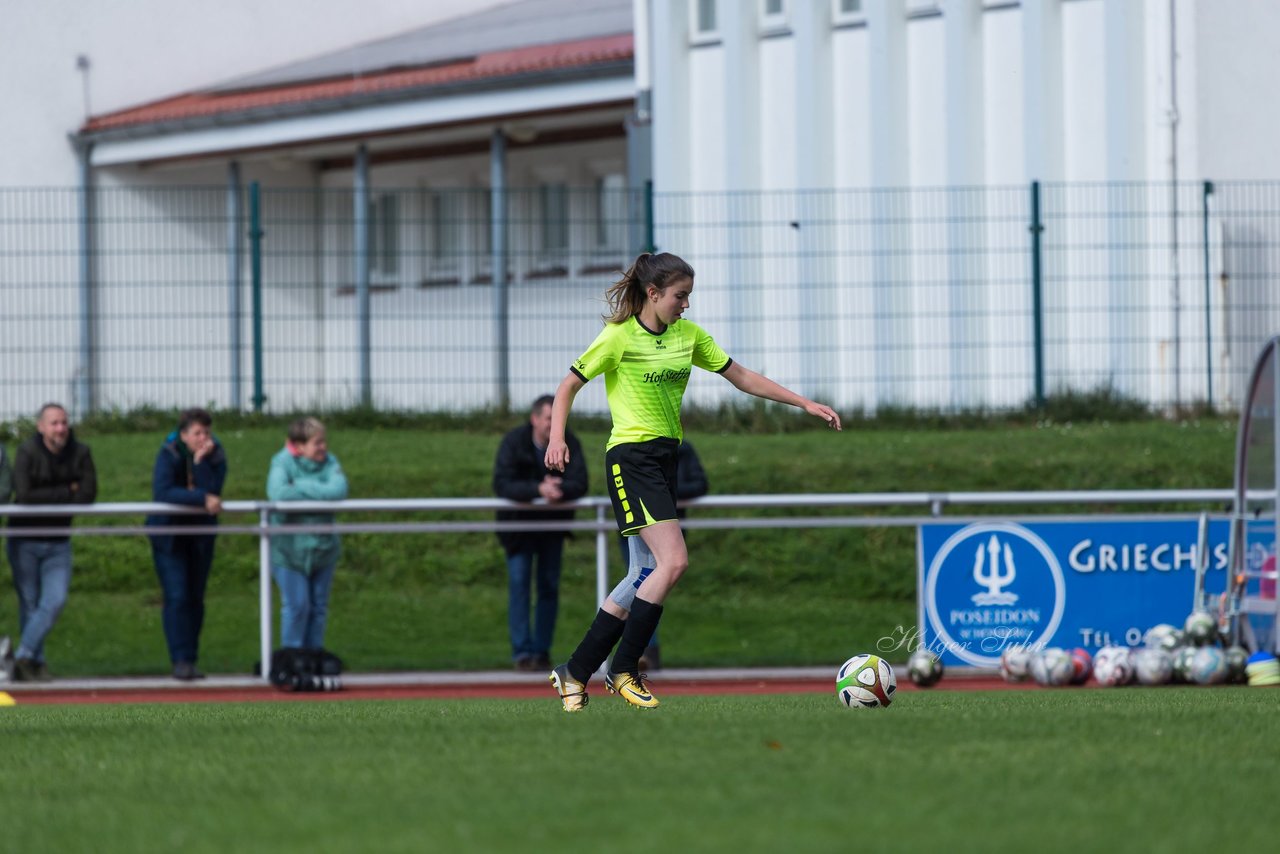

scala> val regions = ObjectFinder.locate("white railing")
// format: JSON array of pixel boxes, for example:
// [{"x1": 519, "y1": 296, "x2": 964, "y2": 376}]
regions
[{"x1": 0, "y1": 488, "x2": 1235, "y2": 680}]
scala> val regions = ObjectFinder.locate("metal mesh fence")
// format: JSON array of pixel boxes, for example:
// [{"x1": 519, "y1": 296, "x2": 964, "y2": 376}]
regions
[{"x1": 2, "y1": 180, "x2": 1278, "y2": 422}]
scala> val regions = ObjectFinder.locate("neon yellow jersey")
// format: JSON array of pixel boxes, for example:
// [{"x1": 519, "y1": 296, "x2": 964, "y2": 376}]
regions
[{"x1": 571, "y1": 316, "x2": 732, "y2": 449}]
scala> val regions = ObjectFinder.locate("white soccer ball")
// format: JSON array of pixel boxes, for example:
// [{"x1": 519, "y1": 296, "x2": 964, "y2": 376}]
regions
[
  {"x1": 836, "y1": 654, "x2": 897, "y2": 709},
  {"x1": 907, "y1": 648, "x2": 944, "y2": 688},
  {"x1": 1189, "y1": 646, "x2": 1228, "y2": 685},
  {"x1": 1133, "y1": 648, "x2": 1173, "y2": 685},
  {"x1": 1224, "y1": 645, "x2": 1249, "y2": 684},
  {"x1": 1000, "y1": 645, "x2": 1033, "y2": 683},
  {"x1": 1144, "y1": 624, "x2": 1183, "y2": 651},
  {"x1": 1183, "y1": 611, "x2": 1217, "y2": 646},
  {"x1": 1093, "y1": 646, "x2": 1134, "y2": 686},
  {"x1": 1171, "y1": 646, "x2": 1197, "y2": 683},
  {"x1": 1029, "y1": 647, "x2": 1074, "y2": 686}
]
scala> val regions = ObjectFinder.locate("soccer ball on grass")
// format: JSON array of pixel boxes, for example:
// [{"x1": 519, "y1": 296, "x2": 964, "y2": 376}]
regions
[
  {"x1": 836, "y1": 654, "x2": 896, "y2": 709},
  {"x1": 907, "y1": 648, "x2": 944, "y2": 688}
]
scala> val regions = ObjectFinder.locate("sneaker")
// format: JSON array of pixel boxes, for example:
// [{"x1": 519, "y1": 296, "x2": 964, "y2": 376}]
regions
[
  {"x1": 549, "y1": 663, "x2": 589, "y2": 712},
  {"x1": 173, "y1": 662, "x2": 206, "y2": 681},
  {"x1": 532, "y1": 653, "x2": 552, "y2": 670},
  {"x1": 13, "y1": 658, "x2": 39, "y2": 683},
  {"x1": 513, "y1": 656, "x2": 537, "y2": 672},
  {"x1": 33, "y1": 662, "x2": 53, "y2": 683},
  {"x1": 605, "y1": 671, "x2": 659, "y2": 709}
]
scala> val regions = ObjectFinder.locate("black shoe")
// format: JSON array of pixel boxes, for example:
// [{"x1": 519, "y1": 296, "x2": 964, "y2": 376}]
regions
[
  {"x1": 513, "y1": 656, "x2": 537, "y2": 672},
  {"x1": 13, "y1": 657, "x2": 39, "y2": 683},
  {"x1": 33, "y1": 662, "x2": 53, "y2": 683},
  {"x1": 173, "y1": 662, "x2": 206, "y2": 681}
]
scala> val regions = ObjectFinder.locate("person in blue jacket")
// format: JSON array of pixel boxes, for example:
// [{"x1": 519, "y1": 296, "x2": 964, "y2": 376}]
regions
[
  {"x1": 266, "y1": 416, "x2": 349, "y2": 651},
  {"x1": 145, "y1": 408, "x2": 227, "y2": 680}
]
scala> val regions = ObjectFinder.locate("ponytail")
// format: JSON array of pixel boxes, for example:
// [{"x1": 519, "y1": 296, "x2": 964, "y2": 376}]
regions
[{"x1": 603, "y1": 252, "x2": 695, "y2": 323}]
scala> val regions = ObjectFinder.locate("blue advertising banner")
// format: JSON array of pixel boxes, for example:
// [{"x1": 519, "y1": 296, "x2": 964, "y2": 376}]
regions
[{"x1": 915, "y1": 519, "x2": 1230, "y2": 668}]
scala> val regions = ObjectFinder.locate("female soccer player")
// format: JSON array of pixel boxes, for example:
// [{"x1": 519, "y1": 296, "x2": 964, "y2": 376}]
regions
[{"x1": 545, "y1": 252, "x2": 841, "y2": 711}]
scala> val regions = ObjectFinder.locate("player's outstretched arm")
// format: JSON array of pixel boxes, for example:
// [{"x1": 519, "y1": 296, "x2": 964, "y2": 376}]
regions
[
  {"x1": 721, "y1": 362, "x2": 842, "y2": 431},
  {"x1": 545, "y1": 372, "x2": 586, "y2": 471}
]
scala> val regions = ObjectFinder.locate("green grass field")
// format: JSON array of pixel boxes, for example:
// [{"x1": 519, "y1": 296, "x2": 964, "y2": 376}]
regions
[
  {"x1": 0, "y1": 415, "x2": 1236, "y2": 674},
  {"x1": 0, "y1": 686, "x2": 1272, "y2": 852}
]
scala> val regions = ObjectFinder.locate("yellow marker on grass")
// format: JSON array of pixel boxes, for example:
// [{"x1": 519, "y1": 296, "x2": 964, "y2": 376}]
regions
[{"x1": 0, "y1": 691, "x2": 16, "y2": 707}]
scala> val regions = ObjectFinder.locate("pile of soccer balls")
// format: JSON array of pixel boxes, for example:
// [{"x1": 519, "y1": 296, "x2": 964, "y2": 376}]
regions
[{"x1": 1000, "y1": 610, "x2": 1250, "y2": 688}]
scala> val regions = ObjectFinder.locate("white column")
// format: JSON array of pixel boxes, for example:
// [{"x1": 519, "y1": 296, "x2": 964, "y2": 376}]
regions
[
  {"x1": 650, "y1": 0, "x2": 690, "y2": 196},
  {"x1": 868, "y1": 0, "x2": 911, "y2": 406},
  {"x1": 1105, "y1": 0, "x2": 1147, "y2": 396},
  {"x1": 794, "y1": 0, "x2": 835, "y2": 397},
  {"x1": 1021, "y1": 0, "x2": 1063, "y2": 183},
  {"x1": 945, "y1": 0, "x2": 987, "y2": 409},
  {"x1": 722, "y1": 0, "x2": 761, "y2": 357},
  {"x1": 1021, "y1": 0, "x2": 1064, "y2": 398}
]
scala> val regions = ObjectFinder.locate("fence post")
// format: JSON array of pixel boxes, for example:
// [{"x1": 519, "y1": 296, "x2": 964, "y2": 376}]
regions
[
  {"x1": 259, "y1": 505, "x2": 273, "y2": 683},
  {"x1": 1202, "y1": 180, "x2": 1214, "y2": 408},
  {"x1": 249, "y1": 182, "x2": 267, "y2": 412},
  {"x1": 643, "y1": 179, "x2": 656, "y2": 252},
  {"x1": 228, "y1": 162, "x2": 243, "y2": 411},
  {"x1": 1030, "y1": 180, "x2": 1045, "y2": 408},
  {"x1": 75, "y1": 141, "x2": 95, "y2": 418},
  {"x1": 354, "y1": 145, "x2": 372, "y2": 408},
  {"x1": 490, "y1": 130, "x2": 510, "y2": 413}
]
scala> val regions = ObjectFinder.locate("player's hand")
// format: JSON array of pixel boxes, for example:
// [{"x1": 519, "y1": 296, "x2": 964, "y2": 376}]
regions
[
  {"x1": 544, "y1": 439, "x2": 569, "y2": 473},
  {"x1": 806, "y1": 402, "x2": 842, "y2": 431}
]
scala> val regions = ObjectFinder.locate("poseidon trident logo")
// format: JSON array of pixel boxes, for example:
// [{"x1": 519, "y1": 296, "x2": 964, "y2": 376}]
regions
[{"x1": 971, "y1": 534, "x2": 1019, "y2": 606}]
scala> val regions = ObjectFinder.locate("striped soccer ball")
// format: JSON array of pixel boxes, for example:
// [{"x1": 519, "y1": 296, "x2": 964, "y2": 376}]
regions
[
  {"x1": 907, "y1": 648, "x2": 944, "y2": 688},
  {"x1": 836, "y1": 654, "x2": 896, "y2": 709}
]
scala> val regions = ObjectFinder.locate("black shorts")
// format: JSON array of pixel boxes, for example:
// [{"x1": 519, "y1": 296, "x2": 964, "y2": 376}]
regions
[{"x1": 605, "y1": 438, "x2": 679, "y2": 536}]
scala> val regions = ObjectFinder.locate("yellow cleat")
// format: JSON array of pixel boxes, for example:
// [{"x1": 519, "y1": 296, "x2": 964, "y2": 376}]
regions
[
  {"x1": 549, "y1": 664, "x2": 589, "y2": 712},
  {"x1": 605, "y1": 671, "x2": 660, "y2": 709}
]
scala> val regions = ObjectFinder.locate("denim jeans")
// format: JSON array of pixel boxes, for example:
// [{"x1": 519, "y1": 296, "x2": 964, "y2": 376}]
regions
[
  {"x1": 151, "y1": 538, "x2": 215, "y2": 665},
  {"x1": 506, "y1": 537, "x2": 564, "y2": 660},
  {"x1": 6, "y1": 538, "x2": 72, "y2": 663},
  {"x1": 272, "y1": 563, "x2": 337, "y2": 649}
]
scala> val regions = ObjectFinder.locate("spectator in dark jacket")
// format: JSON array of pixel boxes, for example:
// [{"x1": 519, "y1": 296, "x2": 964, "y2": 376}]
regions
[
  {"x1": 493, "y1": 395, "x2": 588, "y2": 670},
  {"x1": 6, "y1": 403, "x2": 97, "y2": 682},
  {"x1": 144, "y1": 408, "x2": 227, "y2": 681}
]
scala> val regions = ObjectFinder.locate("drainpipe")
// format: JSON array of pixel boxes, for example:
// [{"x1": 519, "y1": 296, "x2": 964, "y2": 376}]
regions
[
  {"x1": 72, "y1": 136, "x2": 95, "y2": 417},
  {"x1": 491, "y1": 128, "x2": 510, "y2": 412}
]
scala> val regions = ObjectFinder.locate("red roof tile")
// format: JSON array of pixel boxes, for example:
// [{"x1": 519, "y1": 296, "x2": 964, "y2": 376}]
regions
[{"x1": 82, "y1": 33, "x2": 633, "y2": 134}]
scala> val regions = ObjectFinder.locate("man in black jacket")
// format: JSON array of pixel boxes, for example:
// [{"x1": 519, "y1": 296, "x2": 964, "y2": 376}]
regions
[
  {"x1": 493, "y1": 395, "x2": 588, "y2": 671},
  {"x1": 7, "y1": 403, "x2": 97, "y2": 682}
]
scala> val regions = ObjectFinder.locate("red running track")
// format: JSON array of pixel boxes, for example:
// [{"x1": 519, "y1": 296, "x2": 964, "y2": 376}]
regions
[{"x1": 2, "y1": 675, "x2": 1026, "y2": 706}]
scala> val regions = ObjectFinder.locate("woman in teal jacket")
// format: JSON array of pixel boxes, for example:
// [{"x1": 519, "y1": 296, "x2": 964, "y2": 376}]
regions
[{"x1": 266, "y1": 417, "x2": 348, "y2": 649}]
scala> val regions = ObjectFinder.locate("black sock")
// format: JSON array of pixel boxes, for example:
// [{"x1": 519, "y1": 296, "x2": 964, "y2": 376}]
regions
[
  {"x1": 611, "y1": 598, "x2": 664, "y2": 675},
  {"x1": 566, "y1": 609, "x2": 626, "y2": 684}
]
